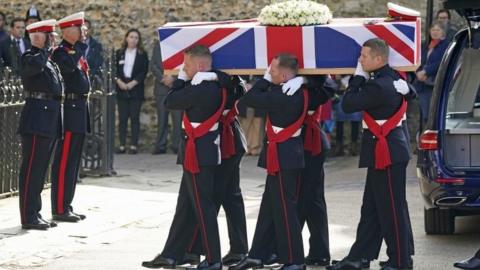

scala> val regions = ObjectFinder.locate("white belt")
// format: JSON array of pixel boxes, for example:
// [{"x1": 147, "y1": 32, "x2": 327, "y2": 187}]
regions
[
  {"x1": 307, "y1": 110, "x2": 316, "y2": 115},
  {"x1": 269, "y1": 125, "x2": 302, "y2": 137},
  {"x1": 182, "y1": 122, "x2": 219, "y2": 131},
  {"x1": 362, "y1": 114, "x2": 407, "y2": 129},
  {"x1": 222, "y1": 109, "x2": 230, "y2": 116}
]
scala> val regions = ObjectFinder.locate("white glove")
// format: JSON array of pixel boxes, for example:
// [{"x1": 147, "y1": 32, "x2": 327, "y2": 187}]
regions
[
  {"x1": 282, "y1": 76, "x2": 307, "y2": 96},
  {"x1": 394, "y1": 79, "x2": 410, "y2": 95},
  {"x1": 191, "y1": 72, "x2": 218, "y2": 85},
  {"x1": 354, "y1": 62, "x2": 369, "y2": 79},
  {"x1": 263, "y1": 65, "x2": 272, "y2": 82},
  {"x1": 178, "y1": 66, "x2": 189, "y2": 81}
]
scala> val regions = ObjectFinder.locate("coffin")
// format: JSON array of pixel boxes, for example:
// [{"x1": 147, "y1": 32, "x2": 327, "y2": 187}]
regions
[{"x1": 158, "y1": 18, "x2": 421, "y2": 75}]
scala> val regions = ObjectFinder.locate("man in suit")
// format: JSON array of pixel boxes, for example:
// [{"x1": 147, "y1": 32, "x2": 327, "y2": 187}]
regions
[
  {"x1": 326, "y1": 38, "x2": 413, "y2": 270},
  {"x1": 1, "y1": 18, "x2": 31, "y2": 76},
  {"x1": 18, "y1": 19, "x2": 62, "y2": 230},
  {"x1": 83, "y1": 19, "x2": 104, "y2": 83},
  {"x1": 142, "y1": 45, "x2": 225, "y2": 270},
  {"x1": 230, "y1": 54, "x2": 307, "y2": 270},
  {"x1": 50, "y1": 12, "x2": 90, "y2": 223},
  {"x1": 151, "y1": 39, "x2": 182, "y2": 154}
]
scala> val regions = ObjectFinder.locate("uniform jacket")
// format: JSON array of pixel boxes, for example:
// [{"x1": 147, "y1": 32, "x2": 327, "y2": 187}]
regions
[
  {"x1": 18, "y1": 46, "x2": 62, "y2": 138},
  {"x1": 164, "y1": 72, "x2": 224, "y2": 167},
  {"x1": 342, "y1": 65, "x2": 411, "y2": 168},
  {"x1": 115, "y1": 48, "x2": 149, "y2": 100},
  {"x1": 51, "y1": 40, "x2": 90, "y2": 133},
  {"x1": 239, "y1": 78, "x2": 306, "y2": 170}
]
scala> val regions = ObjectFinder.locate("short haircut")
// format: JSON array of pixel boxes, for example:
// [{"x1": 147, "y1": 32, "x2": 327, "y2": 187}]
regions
[
  {"x1": 275, "y1": 53, "x2": 299, "y2": 74},
  {"x1": 10, "y1": 18, "x2": 24, "y2": 28},
  {"x1": 436, "y1": 9, "x2": 451, "y2": 19},
  {"x1": 363, "y1": 38, "x2": 389, "y2": 60},
  {"x1": 184, "y1": 44, "x2": 212, "y2": 59}
]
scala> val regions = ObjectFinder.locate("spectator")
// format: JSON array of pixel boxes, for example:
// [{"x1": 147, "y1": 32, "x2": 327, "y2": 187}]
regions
[
  {"x1": 436, "y1": 9, "x2": 458, "y2": 41},
  {"x1": 237, "y1": 76, "x2": 265, "y2": 156},
  {"x1": 83, "y1": 19, "x2": 104, "y2": 90},
  {"x1": 115, "y1": 28, "x2": 149, "y2": 154},
  {"x1": 150, "y1": 39, "x2": 181, "y2": 155},
  {"x1": 0, "y1": 11, "x2": 7, "y2": 42},
  {"x1": 414, "y1": 21, "x2": 449, "y2": 125},
  {"x1": 2, "y1": 18, "x2": 31, "y2": 75},
  {"x1": 331, "y1": 75, "x2": 362, "y2": 157},
  {"x1": 24, "y1": 6, "x2": 41, "y2": 42}
]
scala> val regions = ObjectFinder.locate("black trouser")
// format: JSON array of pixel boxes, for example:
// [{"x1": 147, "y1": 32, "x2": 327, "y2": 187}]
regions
[
  {"x1": 297, "y1": 152, "x2": 330, "y2": 260},
  {"x1": 19, "y1": 134, "x2": 56, "y2": 224},
  {"x1": 117, "y1": 98, "x2": 142, "y2": 146},
  {"x1": 335, "y1": 121, "x2": 360, "y2": 143},
  {"x1": 162, "y1": 166, "x2": 222, "y2": 263},
  {"x1": 51, "y1": 131, "x2": 85, "y2": 215},
  {"x1": 348, "y1": 162, "x2": 412, "y2": 268},
  {"x1": 189, "y1": 151, "x2": 248, "y2": 255},
  {"x1": 154, "y1": 94, "x2": 182, "y2": 152},
  {"x1": 249, "y1": 170, "x2": 304, "y2": 265}
]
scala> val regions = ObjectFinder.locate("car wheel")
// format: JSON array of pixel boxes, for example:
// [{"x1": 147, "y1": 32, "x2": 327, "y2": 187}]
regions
[{"x1": 424, "y1": 207, "x2": 455, "y2": 234}]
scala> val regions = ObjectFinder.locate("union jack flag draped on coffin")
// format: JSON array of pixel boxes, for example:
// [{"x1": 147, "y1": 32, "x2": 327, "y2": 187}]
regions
[{"x1": 158, "y1": 18, "x2": 421, "y2": 74}]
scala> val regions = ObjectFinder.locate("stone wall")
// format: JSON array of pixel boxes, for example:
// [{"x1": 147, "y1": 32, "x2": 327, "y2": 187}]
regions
[{"x1": 1, "y1": 0, "x2": 458, "y2": 151}]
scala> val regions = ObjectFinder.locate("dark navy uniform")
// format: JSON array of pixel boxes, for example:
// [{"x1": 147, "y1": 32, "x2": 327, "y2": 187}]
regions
[
  {"x1": 160, "y1": 74, "x2": 224, "y2": 265},
  {"x1": 189, "y1": 72, "x2": 249, "y2": 260},
  {"x1": 239, "y1": 78, "x2": 306, "y2": 265},
  {"x1": 342, "y1": 65, "x2": 412, "y2": 269},
  {"x1": 50, "y1": 40, "x2": 90, "y2": 217},
  {"x1": 18, "y1": 46, "x2": 63, "y2": 226},
  {"x1": 298, "y1": 75, "x2": 333, "y2": 264}
]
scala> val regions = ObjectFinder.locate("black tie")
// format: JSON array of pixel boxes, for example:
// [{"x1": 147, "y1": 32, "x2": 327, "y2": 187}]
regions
[{"x1": 16, "y1": 39, "x2": 22, "y2": 55}]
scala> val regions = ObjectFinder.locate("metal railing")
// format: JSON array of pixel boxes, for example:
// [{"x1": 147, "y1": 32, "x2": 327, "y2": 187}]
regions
[
  {"x1": 0, "y1": 49, "x2": 117, "y2": 198},
  {"x1": 0, "y1": 68, "x2": 25, "y2": 198}
]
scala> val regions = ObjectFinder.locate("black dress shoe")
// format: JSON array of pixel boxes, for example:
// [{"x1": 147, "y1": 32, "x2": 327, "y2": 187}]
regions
[
  {"x1": 52, "y1": 211, "x2": 81, "y2": 222},
  {"x1": 454, "y1": 256, "x2": 480, "y2": 269},
  {"x1": 116, "y1": 146, "x2": 126, "y2": 154},
  {"x1": 305, "y1": 255, "x2": 330, "y2": 266},
  {"x1": 37, "y1": 214, "x2": 57, "y2": 227},
  {"x1": 71, "y1": 211, "x2": 86, "y2": 220},
  {"x1": 326, "y1": 258, "x2": 362, "y2": 270},
  {"x1": 379, "y1": 258, "x2": 413, "y2": 269},
  {"x1": 22, "y1": 218, "x2": 50, "y2": 230},
  {"x1": 142, "y1": 254, "x2": 176, "y2": 269},
  {"x1": 263, "y1": 253, "x2": 280, "y2": 267},
  {"x1": 332, "y1": 258, "x2": 369, "y2": 269},
  {"x1": 192, "y1": 260, "x2": 222, "y2": 270},
  {"x1": 380, "y1": 266, "x2": 410, "y2": 270},
  {"x1": 179, "y1": 253, "x2": 200, "y2": 265},
  {"x1": 278, "y1": 264, "x2": 305, "y2": 270},
  {"x1": 228, "y1": 257, "x2": 263, "y2": 270},
  {"x1": 222, "y1": 253, "x2": 247, "y2": 266}
]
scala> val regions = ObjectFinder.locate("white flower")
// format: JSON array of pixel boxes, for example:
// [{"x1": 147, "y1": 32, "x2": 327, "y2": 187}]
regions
[{"x1": 258, "y1": 0, "x2": 332, "y2": 26}]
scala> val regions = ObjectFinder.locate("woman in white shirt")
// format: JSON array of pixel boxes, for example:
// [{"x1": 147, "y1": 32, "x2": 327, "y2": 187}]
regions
[{"x1": 115, "y1": 28, "x2": 149, "y2": 154}]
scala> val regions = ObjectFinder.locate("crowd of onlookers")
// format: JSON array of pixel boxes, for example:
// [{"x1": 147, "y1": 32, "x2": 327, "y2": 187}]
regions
[{"x1": 0, "y1": 6, "x2": 461, "y2": 156}]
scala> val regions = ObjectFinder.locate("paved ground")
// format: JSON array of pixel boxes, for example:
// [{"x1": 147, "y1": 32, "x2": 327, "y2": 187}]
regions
[{"x1": 1, "y1": 153, "x2": 480, "y2": 270}]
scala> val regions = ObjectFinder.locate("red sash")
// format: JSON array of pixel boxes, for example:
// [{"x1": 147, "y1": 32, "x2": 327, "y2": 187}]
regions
[
  {"x1": 183, "y1": 88, "x2": 227, "y2": 174},
  {"x1": 219, "y1": 103, "x2": 238, "y2": 159},
  {"x1": 265, "y1": 89, "x2": 308, "y2": 175},
  {"x1": 303, "y1": 104, "x2": 323, "y2": 156},
  {"x1": 363, "y1": 98, "x2": 407, "y2": 170}
]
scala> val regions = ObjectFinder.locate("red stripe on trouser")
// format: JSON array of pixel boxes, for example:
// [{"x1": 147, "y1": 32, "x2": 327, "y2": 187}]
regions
[
  {"x1": 22, "y1": 135, "x2": 37, "y2": 223},
  {"x1": 163, "y1": 28, "x2": 238, "y2": 69},
  {"x1": 278, "y1": 172, "x2": 293, "y2": 263},
  {"x1": 387, "y1": 167, "x2": 402, "y2": 268},
  {"x1": 364, "y1": 25, "x2": 414, "y2": 64},
  {"x1": 57, "y1": 131, "x2": 72, "y2": 214},
  {"x1": 191, "y1": 173, "x2": 212, "y2": 262},
  {"x1": 266, "y1": 27, "x2": 304, "y2": 68},
  {"x1": 188, "y1": 225, "x2": 200, "y2": 252}
]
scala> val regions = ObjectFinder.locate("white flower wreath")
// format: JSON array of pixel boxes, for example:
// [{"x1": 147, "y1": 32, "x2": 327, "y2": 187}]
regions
[{"x1": 259, "y1": 0, "x2": 333, "y2": 26}]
